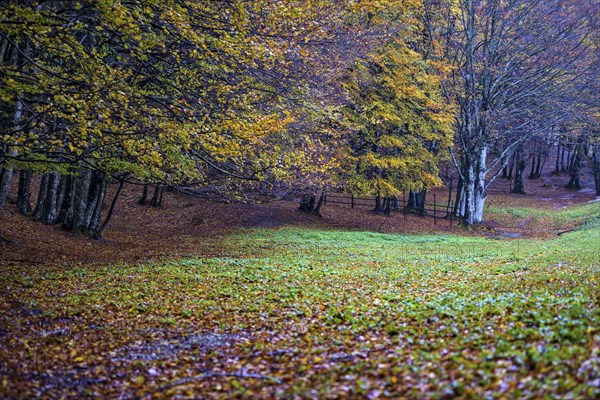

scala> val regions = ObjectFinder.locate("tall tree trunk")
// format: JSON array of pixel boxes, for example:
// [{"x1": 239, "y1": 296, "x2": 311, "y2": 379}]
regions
[
  {"x1": 299, "y1": 193, "x2": 315, "y2": 212},
  {"x1": 566, "y1": 137, "x2": 585, "y2": 190},
  {"x1": 0, "y1": 164, "x2": 14, "y2": 213},
  {"x1": 17, "y1": 169, "x2": 33, "y2": 215},
  {"x1": 0, "y1": 91, "x2": 22, "y2": 215},
  {"x1": 70, "y1": 168, "x2": 93, "y2": 235},
  {"x1": 384, "y1": 196, "x2": 392, "y2": 216},
  {"x1": 512, "y1": 147, "x2": 527, "y2": 194},
  {"x1": 501, "y1": 157, "x2": 509, "y2": 179},
  {"x1": 462, "y1": 161, "x2": 476, "y2": 225},
  {"x1": 405, "y1": 190, "x2": 427, "y2": 214},
  {"x1": 594, "y1": 144, "x2": 600, "y2": 196},
  {"x1": 473, "y1": 148, "x2": 488, "y2": 223},
  {"x1": 568, "y1": 148, "x2": 578, "y2": 172},
  {"x1": 391, "y1": 196, "x2": 400, "y2": 210},
  {"x1": 566, "y1": 149, "x2": 583, "y2": 190},
  {"x1": 88, "y1": 177, "x2": 108, "y2": 235},
  {"x1": 158, "y1": 185, "x2": 165, "y2": 207},
  {"x1": 507, "y1": 152, "x2": 515, "y2": 180},
  {"x1": 95, "y1": 178, "x2": 124, "y2": 239},
  {"x1": 83, "y1": 171, "x2": 104, "y2": 229},
  {"x1": 461, "y1": 146, "x2": 488, "y2": 225},
  {"x1": 554, "y1": 142, "x2": 561, "y2": 174},
  {"x1": 138, "y1": 184, "x2": 148, "y2": 205},
  {"x1": 446, "y1": 180, "x2": 453, "y2": 217},
  {"x1": 534, "y1": 155, "x2": 547, "y2": 179},
  {"x1": 57, "y1": 175, "x2": 73, "y2": 225},
  {"x1": 61, "y1": 169, "x2": 110, "y2": 237},
  {"x1": 529, "y1": 154, "x2": 538, "y2": 179},
  {"x1": 312, "y1": 191, "x2": 325, "y2": 217},
  {"x1": 54, "y1": 174, "x2": 68, "y2": 222},
  {"x1": 373, "y1": 194, "x2": 384, "y2": 213},
  {"x1": 565, "y1": 146, "x2": 571, "y2": 172},
  {"x1": 150, "y1": 185, "x2": 163, "y2": 207},
  {"x1": 34, "y1": 173, "x2": 50, "y2": 220},
  {"x1": 453, "y1": 174, "x2": 464, "y2": 217},
  {"x1": 41, "y1": 172, "x2": 60, "y2": 224}
]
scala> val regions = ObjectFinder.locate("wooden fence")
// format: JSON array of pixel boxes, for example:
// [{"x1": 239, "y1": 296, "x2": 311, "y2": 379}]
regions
[{"x1": 324, "y1": 192, "x2": 462, "y2": 226}]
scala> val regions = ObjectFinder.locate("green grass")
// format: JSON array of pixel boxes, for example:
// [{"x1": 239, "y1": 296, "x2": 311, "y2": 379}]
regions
[
  {"x1": 487, "y1": 201, "x2": 600, "y2": 231},
  {"x1": 1, "y1": 203, "x2": 599, "y2": 399}
]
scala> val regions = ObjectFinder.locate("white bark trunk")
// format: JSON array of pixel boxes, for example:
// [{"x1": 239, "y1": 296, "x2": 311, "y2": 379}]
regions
[
  {"x1": 462, "y1": 162, "x2": 476, "y2": 225},
  {"x1": 473, "y1": 146, "x2": 488, "y2": 224},
  {"x1": 460, "y1": 146, "x2": 488, "y2": 225}
]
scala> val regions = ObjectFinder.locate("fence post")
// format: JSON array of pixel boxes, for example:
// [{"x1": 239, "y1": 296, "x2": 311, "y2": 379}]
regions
[
  {"x1": 449, "y1": 200, "x2": 453, "y2": 226},
  {"x1": 351, "y1": 193, "x2": 354, "y2": 209},
  {"x1": 403, "y1": 191, "x2": 406, "y2": 219},
  {"x1": 434, "y1": 194, "x2": 437, "y2": 225},
  {"x1": 446, "y1": 181, "x2": 453, "y2": 217}
]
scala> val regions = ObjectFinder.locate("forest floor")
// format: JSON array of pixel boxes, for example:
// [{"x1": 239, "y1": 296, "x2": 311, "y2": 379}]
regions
[
  {"x1": 0, "y1": 167, "x2": 597, "y2": 266},
  {"x1": 0, "y1": 168, "x2": 599, "y2": 399}
]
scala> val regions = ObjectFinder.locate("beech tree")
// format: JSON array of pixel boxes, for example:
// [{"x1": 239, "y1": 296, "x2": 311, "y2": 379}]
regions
[
  {"x1": 343, "y1": 38, "x2": 453, "y2": 212},
  {"x1": 1, "y1": 0, "x2": 428, "y2": 238},
  {"x1": 175, "y1": 0, "x2": 452, "y2": 213},
  {"x1": 423, "y1": 0, "x2": 598, "y2": 224},
  {"x1": 578, "y1": 14, "x2": 600, "y2": 196},
  {"x1": 0, "y1": 1, "x2": 351, "y2": 237}
]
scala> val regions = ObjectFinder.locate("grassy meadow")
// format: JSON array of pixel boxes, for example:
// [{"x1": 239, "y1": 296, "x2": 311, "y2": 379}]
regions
[{"x1": 1, "y1": 203, "x2": 599, "y2": 399}]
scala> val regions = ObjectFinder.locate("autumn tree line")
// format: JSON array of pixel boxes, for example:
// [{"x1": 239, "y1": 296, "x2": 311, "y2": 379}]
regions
[{"x1": 1, "y1": 0, "x2": 598, "y2": 239}]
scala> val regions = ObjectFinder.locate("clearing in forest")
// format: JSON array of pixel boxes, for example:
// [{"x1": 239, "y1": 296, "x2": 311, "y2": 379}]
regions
[{"x1": 1, "y1": 202, "x2": 598, "y2": 399}]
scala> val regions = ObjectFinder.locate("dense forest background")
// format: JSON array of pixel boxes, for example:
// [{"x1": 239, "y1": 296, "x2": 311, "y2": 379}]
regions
[{"x1": 1, "y1": 0, "x2": 599, "y2": 238}]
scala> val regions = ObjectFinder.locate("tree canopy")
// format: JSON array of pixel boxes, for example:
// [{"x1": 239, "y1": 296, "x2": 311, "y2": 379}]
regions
[{"x1": 1, "y1": 0, "x2": 598, "y2": 236}]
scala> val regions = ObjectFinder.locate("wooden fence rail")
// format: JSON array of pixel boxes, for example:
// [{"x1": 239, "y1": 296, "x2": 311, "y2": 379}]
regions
[{"x1": 324, "y1": 192, "x2": 462, "y2": 226}]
